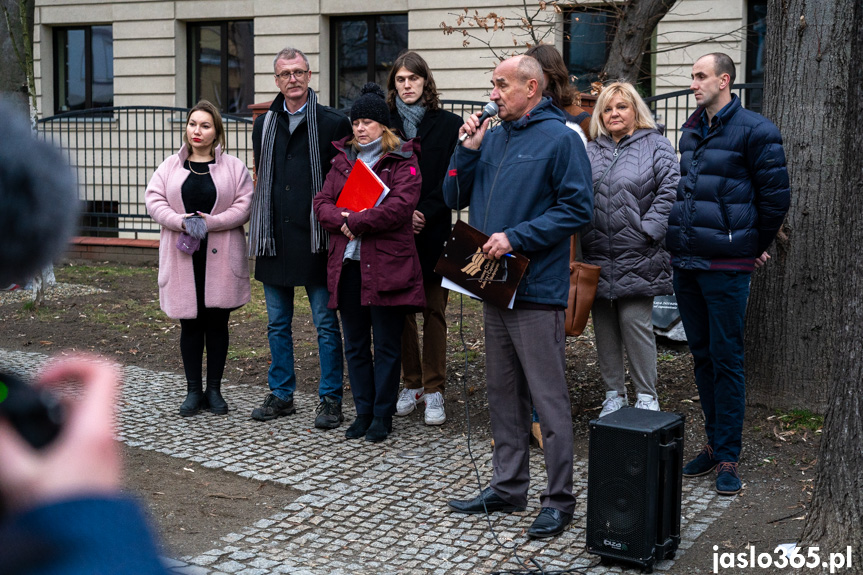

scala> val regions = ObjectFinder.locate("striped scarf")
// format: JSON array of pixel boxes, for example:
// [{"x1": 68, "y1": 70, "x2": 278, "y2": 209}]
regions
[{"x1": 248, "y1": 88, "x2": 326, "y2": 256}]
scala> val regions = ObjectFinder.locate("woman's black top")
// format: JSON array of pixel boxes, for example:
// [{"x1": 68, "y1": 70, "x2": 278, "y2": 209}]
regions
[{"x1": 181, "y1": 159, "x2": 216, "y2": 310}]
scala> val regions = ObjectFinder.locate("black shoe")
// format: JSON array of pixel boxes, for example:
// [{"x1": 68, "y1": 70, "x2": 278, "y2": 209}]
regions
[
  {"x1": 179, "y1": 380, "x2": 205, "y2": 417},
  {"x1": 314, "y1": 396, "x2": 344, "y2": 429},
  {"x1": 448, "y1": 487, "x2": 525, "y2": 515},
  {"x1": 204, "y1": 380, "x2": 228, "y2": 415},
  {"x1": 365, "y1": 416, "x2": 392, "y2": 443},
  {"x1": 527, "y1": 507, "x2": 573, "y2": 539},
  {"x1": 345, "y1": 414, "x2": 373, "y2": 439},
  {"x1": 250, "y1": 393, "x2": 295, "y2": 421}
]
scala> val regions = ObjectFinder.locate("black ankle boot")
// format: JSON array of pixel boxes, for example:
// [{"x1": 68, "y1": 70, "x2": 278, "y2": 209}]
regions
[
  {"x1": 365, "y1": 416, "x2": 392, "y2": 443},
  {"x1": 345, "y1": 414, "x2": 373, "y2": 439},
  {"x1": 204, "y1": 379, "x2": 228, "y2": 415},
  {"x1": 179, "y1": 380, "x2": 205, "y2": 416}
]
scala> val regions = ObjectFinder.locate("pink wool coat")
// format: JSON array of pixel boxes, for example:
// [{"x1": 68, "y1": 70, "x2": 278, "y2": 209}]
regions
[{"x1": 145, "y1": 145, "x2": 253, "y2": 319}]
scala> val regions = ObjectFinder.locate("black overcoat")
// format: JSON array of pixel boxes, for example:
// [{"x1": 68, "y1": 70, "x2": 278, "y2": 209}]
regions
[
  {"x1": 252, "y1": 93, "x2": 352, "y2": 286},
  {"x1": 391, "y1": 107, "x2": 463, "y2": 280}
]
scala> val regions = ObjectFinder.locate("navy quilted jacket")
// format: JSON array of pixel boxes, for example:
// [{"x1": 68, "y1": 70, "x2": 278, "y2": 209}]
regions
[
  {"x1": 667, "y1": 95, "x2": 790, "y2": 270},
  {"x1": 582, "y1": 128, "x2": 679, "y2": 299}
]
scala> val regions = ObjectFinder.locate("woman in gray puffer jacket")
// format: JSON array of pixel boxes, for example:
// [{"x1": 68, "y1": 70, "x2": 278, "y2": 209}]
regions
[{"x1": 581, "y1": 82, "x2": 680, "y2": 418}]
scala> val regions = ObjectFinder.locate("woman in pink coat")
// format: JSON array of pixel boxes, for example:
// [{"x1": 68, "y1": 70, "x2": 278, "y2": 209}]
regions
[{"x1": 145, "y1": 100, "x2": 253, "y2": 417}]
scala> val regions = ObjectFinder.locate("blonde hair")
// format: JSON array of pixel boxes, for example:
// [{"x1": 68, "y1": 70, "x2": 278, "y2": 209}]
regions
[
  {"x1": 183, "y1": 100, "x2": 226, "y2": 155},
  {"x1": 589, "y1": 82, "x2": 656, "y2": 140},
  {"x1": 348, "y1": 123, "x2": 401, "y2": 154}
]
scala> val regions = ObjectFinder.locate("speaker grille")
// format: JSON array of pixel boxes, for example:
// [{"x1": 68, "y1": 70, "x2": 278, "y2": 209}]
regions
[{"x1": 586, "y1": 408, "x2": 684, "y2": 570}]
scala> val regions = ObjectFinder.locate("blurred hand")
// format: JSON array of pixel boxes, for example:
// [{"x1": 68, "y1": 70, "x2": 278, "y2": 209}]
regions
[
  {"x1": 412, "y1": 210, "x2": 426, "y2": 235},
  {"x1": 340, "y1": 212, "x2": 356, "y2": 241},
  {"x1": 755, "y1": 251, "x2": 770, "y2": 268},
  {"x1": 0, "y1": 356, "x2": 122, "y2": 514}
]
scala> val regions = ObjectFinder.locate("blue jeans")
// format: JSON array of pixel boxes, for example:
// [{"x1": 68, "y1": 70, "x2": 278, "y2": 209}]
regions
[
  {"x1": 673, "y1": 269, "x2": 751, "y2": 463},
  {"x1": 263, "y1": 283, "x2": 343, "y2": 402}
]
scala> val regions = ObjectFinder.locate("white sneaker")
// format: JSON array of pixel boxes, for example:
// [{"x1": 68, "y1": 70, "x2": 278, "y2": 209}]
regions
[
  {"x1": 396, "y1": 387, "x2": 424, "y2": 416},
  {"x1": 424, "y1": 391, "x2": 446, "y2": 425},
  {"x1": 634, "y1": 393, "x2": 660, "y2": 411},
  {"x1": 599, "y1": 391, "x2": 628, "y2": 418}
]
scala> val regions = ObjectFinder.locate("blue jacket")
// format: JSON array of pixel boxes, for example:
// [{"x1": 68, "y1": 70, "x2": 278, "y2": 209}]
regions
[
  {"x1": 0, "y1": 497, "x2": 168, "y2": 575},
  {"x1": 666, "y1": 95, "x2": 790, "y2": 271},
  {"x1": 443, "y1": 98, "x2": 593, "y2": 307}
]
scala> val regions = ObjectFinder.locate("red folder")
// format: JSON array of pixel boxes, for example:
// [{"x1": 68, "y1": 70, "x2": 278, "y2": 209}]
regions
[{"x1": 335, "y1": 158, "x2": 390, "y2": 212}]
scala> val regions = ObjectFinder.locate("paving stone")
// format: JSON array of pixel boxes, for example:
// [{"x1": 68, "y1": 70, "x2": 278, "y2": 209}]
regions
[{"x1": 0, "y1": 348, "x2": 733, "y2": 575}]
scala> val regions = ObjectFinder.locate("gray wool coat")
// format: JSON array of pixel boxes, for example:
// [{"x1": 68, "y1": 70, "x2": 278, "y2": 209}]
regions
[{"x1": 581, "y1": 127, "x2": 680, "y2": 300}]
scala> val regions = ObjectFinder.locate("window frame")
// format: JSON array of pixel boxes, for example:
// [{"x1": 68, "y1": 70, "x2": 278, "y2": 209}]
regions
[
  {"x1": 329, "y1": 14, "x2": 408, "y2": 110},
  {"x1": 187, "y1": 20, "x2": 255, "y2": 115},
  {"x1": 52, "y1": 25, "x2": 114, "y2": 114}
]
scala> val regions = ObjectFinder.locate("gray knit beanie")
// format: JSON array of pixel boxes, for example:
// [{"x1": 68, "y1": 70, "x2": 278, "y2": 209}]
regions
[{"x1": 350, "y1": 83, "x2": 390, "y2": 126}]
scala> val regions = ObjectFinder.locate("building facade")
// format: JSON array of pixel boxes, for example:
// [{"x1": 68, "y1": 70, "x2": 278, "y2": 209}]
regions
[{"x1": 32, "y1": 0, "x2": 766, "y2": 238}]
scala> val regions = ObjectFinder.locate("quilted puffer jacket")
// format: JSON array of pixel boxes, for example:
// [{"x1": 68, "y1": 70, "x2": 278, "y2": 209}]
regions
[
  {"x1": 666, "y1": 95, "x2": 790, "y2": 270},
  {"x1": 581, "y1": 128, "x2": 679, "y2": 299}
]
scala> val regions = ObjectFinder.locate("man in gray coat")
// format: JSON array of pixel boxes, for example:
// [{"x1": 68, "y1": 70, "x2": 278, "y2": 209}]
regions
[{"x1": 249, "y1": 47, "x2": 352, "y2": 429}]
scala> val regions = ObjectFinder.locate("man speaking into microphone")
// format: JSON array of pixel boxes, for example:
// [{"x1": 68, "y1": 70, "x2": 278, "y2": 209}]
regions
[{"x1": 443, "y1": 55, "x2": 592, "y2": 539}]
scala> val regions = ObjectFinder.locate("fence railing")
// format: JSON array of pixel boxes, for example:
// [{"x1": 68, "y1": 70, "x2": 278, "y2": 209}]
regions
[
  {"x1": 37, "y1": 106, "x2": 253, "y2": 238},
  {"x1": 645, "y1": 83, "x2": 764, "y2": 153},
  {"x1": 37, "y1": 87, "x2": 761, "y2": 237}
]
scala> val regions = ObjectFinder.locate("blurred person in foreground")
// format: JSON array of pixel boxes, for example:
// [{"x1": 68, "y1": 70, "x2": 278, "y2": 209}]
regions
[
  {"x1": 386, "y1": 51, "x2": 463, "y2": 427},
  {"x1": 0, "y1": 100, "x2": 167, "y2": 574},
  {"x1": 145, "y1": 100, "x2": 254, "y2": 416},
  {"x1": 580, "y1": 82, "x2": 679, "y2": 418}
]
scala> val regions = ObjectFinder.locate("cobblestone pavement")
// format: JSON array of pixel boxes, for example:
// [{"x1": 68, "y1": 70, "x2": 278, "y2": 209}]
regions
[{"x1": 0, "y1": 348, "x2": 732, "y2": 574}]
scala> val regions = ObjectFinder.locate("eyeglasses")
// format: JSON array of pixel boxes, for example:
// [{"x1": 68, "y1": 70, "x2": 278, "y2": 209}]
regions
[{"x1": 274, "y1": 69, "x2": 309, "y2": 80}]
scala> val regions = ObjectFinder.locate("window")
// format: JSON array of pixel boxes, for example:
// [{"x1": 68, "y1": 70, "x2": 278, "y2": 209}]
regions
[
  {"x1": 188, "y1": 21, "x2": 254, "y2": 115},
  {"x1": 563, "y1": 7, "x2": 651, "y2": 95},
  {"x1": 54, "y1": 26, "x2": 114, "y2": 113},
  {"x1": 330, "y1": 14, "x2": 408, "y2": 110},
  {"x1": 564, "y1": 8, "x2": 615, "y2": 93},
  {"x1": 744, "y1": 0, "x2": 767, "y2": 113}
]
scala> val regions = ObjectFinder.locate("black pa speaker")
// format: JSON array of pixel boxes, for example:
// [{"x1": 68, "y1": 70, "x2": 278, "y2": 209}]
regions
[{"x1": 586, "y1": 407, "x2": 684, "y2": 573}]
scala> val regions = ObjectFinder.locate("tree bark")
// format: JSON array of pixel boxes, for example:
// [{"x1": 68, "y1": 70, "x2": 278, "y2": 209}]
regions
[
  {"x1": 0, "y1": 0, "x2": 34, "y2": 114},
  {"x1": 601, "y1": 0, "x2": 677, "y2": 84},
  {"x1": 796, "y1": 0, "x2": 863, "y2": 562},
  {"x1": 745, "y1": 0, "x2": 853, "y2": 412}
]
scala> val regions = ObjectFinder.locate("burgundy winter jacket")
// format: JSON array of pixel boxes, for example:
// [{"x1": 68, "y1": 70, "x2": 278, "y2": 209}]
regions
[{"x1": 313, "y1": 135, "x2": 425, "y2": 310}]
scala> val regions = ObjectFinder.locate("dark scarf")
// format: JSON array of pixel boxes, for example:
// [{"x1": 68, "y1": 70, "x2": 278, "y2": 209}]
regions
[{"x1": 248, "y1": 88, "x2": 326, "y2": 256}]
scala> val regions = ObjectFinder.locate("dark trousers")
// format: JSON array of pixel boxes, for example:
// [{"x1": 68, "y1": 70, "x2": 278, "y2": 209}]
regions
[
  {"x1": 673, "y1": 269, "x2": 751, "y2": 463},
  {"x1": 179, "y1": 308, "x2": 231, "y2": 384},
  {"x1": 338, "y1": 261, "x2": 406, "y2": 418},
  {"x1": 484, "y1": 305, "x2": 575, "y2": 514}
]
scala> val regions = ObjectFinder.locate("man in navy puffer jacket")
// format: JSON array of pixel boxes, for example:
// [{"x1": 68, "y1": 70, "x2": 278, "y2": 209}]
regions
[
  {"x1": 667, "y1": 53, "x2": 790, "y2": 496},
  {"x1": 443, "y1": 55, "x2": 593, "y2": 539}
]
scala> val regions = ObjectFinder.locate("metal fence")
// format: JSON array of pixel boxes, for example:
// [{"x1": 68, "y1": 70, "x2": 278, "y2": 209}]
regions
[
  {"x1": 37, "y1": 106, "x2": 253, "y2": 238},
  {"x1": 645, "y1": 83, "x2": 764, "y2": 153},
  {"x1": 36, "y1": 87, "x2": 761, "y2": 237}
]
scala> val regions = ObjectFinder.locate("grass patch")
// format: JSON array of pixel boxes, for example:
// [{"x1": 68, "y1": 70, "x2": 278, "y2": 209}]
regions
[{"x1": 773, "y1": 409, "x2": 824, "y2": 432}]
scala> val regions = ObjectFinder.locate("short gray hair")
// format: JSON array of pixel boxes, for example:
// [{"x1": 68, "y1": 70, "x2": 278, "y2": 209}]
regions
[{"x1": 273, "y1": 47, "x2": 310, "y2": 72}]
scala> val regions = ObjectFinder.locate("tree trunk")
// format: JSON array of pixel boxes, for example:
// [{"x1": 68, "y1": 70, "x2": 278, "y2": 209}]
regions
[
  {"x1": 745, "y1": 0, "x2": 853, "y2": 412},
  {"x1": 0, "y1": 0, "x2": 34, "y2": 115},
  {"x1": 797, "y1": 0, "x2": 863, "y2": 562},
  {"x1": 601, "y1": 0, "x2": 677, "y2": 84}
]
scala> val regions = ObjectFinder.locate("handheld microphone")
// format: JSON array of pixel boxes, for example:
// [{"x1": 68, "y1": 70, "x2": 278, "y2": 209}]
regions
[{"x1": 459, "y1": 101, "x2": 499, "y2": 143}]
